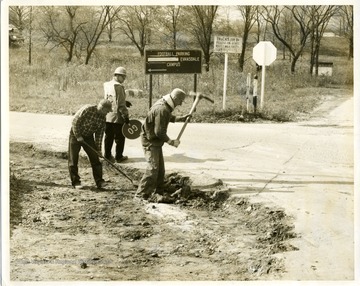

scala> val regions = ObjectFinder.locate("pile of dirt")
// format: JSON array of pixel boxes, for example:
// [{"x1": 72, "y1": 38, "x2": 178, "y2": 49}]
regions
[
  {"x1": 9, "y1": 142, "x2": 297, "y2": 281},
  {"x1": 144, "y1": 172, "x2": 229, "y2": 209}
]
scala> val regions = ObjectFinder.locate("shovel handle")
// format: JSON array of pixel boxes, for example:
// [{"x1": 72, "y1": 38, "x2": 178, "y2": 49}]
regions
[{"x1": 82, "y1": 141, "x2": 135, "y2": 186}]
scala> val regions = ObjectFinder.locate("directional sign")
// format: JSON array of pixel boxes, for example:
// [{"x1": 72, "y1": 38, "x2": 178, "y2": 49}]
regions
[
  {"x1": 214, "y1": 36, "x2": 242, "y2": 53},
  {"x1": 145, "y1": 49, "x2": 202, "y2": 74},
  {"x1": 253, "y1": 41, "x2": 277, "y2": 66}
]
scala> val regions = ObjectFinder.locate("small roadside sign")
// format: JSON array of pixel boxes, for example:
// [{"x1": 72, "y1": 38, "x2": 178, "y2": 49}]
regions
[
  {"x1": 145, "y1": 49, "x2": 202, "y2": 74},
  {"x1": 214, "y1": 36, "x2": 242, "y2": 54},
  {"x1": 213, "y1": 36, "x2": 242, "y2": 110},
  {"x1": 122, "y1": 119, "x2": 142, "y2": 139}
]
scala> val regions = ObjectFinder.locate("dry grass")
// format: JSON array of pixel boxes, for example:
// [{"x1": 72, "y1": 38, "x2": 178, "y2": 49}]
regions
[{"x1": 9, "y1": 37, "x2": 353, "y2": 122}]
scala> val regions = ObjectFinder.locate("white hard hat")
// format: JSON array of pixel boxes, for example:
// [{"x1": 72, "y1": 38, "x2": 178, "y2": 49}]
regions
[{"x1": 114, "y1": 66, "x2": 127, "y2": 75}]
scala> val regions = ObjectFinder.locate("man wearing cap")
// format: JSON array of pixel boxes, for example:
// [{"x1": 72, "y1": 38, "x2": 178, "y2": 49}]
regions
[
  {"x1": 68, "y1": 99, "x2": 112, "y2": 189},
  {"x1": 135, "y1": 88, "x2": 191, "y2": 200},
  {"x1": 103, "y1": 66, "x2": 130, "y2": 163}
]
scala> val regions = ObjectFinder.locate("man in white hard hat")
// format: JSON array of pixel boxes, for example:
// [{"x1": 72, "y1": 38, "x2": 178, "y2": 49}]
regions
[
  {"x1": 103, "y1": 66, "x2": 130, "y2": 163},
  {"x1": 135, "y1": 88, "x2": 191, "y2": 200}
]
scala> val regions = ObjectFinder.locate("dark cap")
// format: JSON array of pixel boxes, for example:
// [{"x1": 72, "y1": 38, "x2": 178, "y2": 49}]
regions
[
  {"x1": 99, "y1": 99, "x2": 112, "y2": 111},
  {"x1": 170, "y1": 88, "x2": 186, "y2": 101}
]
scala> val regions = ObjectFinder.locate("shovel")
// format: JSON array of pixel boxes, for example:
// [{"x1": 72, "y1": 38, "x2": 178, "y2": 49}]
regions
[{"x1": 82, "y1": 141, "x2": 137, "y2": 187}]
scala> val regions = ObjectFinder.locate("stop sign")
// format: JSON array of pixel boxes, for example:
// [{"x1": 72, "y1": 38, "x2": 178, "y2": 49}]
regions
[{"x1": 253, "y1": 41, "x2": 277, "y2": 66}]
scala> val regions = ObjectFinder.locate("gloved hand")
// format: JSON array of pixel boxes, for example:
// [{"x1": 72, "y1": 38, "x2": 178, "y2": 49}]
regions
[
  {"x1": 126, "y1": 101, "x2": 132, "y2": 108},
  {"x1": 77, "y1": 136, "x2": 84, "y2": 143},
  {"x1": 176, "y1": 114, "x2": 192, "y2": 122},
  {"x1": 173, "y1": 139, "x2": 180, "y2": 148},
  {"x1": 124, "y1": 117, "x2": 130, "y2": 125},
  {"x1": 168, "y1": 139, "x2": 180, "y2": 148}
]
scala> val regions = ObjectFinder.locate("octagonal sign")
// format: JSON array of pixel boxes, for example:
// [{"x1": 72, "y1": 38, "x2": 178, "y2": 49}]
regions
[{"x1": 253, "y1": 41, "x2": 277, "y2": 66}]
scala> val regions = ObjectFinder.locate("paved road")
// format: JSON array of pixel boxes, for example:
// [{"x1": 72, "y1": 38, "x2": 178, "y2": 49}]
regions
[{"x1": 7, "y1": 97, "x2": 355, "y2": 280}]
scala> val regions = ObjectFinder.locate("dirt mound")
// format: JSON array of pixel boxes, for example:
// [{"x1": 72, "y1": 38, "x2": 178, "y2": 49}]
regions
[
  {"x1": 143, "y1": 172, "x2": 229, "y2": 208},
  {"x1": 9, "y1": 142, "x2": 297, "y2": 281}
]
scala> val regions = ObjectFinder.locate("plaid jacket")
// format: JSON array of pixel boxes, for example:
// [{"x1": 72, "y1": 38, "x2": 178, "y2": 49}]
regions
[{"x1": 72, "y1": 104, "x2": 106, "y2": 151}]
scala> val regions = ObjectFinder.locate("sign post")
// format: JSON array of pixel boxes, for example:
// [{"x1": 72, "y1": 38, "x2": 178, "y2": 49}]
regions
[
  {"x1": 252, "y1": 41, "x2": 277, "y2": 109},
  {"x1": 214, "y1": 36, "x2": 242, "y2": 110},
  {"x1": 246, "y1": 73, "x2": 251, "y2": 112},
  {"x1": 145, "y1": 49, "x2": 202, "y2": 108}
]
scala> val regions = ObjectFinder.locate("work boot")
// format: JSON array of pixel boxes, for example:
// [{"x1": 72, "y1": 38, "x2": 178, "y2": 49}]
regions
[
  {"x1": 73, "y1": 182, "x2": 83, "y2": 189},
  {"x1": 116, "y1": 156, "x2": 128, "y2": 163},
  {"x1": 104, "y1": 155, "x2": 115, "y2": 163},
  {"x1": 97, "y1": 180, "x2": 108, "y2": 189},
  {"x1": 134, "y1": 191, "x2": 151, "y2": 200}
]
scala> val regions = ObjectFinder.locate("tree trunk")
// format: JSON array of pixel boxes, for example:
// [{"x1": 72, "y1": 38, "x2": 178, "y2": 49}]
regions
[
  {"x1": 204, "y1": 53, "x2": 210, "y2": 72},
  {"x1": 348, "y1": 36, "x2": 353, "y2": 59},
  {"x1": 238, "y1": 53, "x2": 245, "y2": 73},
  {"x1": 238, "y1": 31, "x2": 248, "y2": 72},
  {"x1": 28, "y1": 7, "x2": 32, "y2": 65},
  {"x1": 290, "y1": 55, "x2": 299, "y2": 74},
  {"x1": 314, "y1": 43, "x2": 320, "y2": 76}
]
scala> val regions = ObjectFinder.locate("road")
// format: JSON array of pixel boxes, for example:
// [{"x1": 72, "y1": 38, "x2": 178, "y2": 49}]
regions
[{"x1": 7, "y1": 97, "x2": 355, "y2": 281}]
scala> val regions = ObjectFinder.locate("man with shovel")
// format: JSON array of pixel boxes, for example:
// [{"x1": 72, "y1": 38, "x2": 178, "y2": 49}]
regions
[
  {"x1": 68, "y1": 99, "x2": 112, "y2": 189},
  {"x1": 135, "y1": 88, "x2": 191, "y2": 200}
]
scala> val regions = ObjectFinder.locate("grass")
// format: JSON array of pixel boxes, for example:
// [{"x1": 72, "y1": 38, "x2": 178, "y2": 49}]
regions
[{"x1": 8, "y1": 37, "x2": 353, "y2": 122}]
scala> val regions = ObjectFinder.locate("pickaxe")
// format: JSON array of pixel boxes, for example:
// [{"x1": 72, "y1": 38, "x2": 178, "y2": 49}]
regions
[{"x1": 176, "y1": 91, "x2": 214, "y2": 140}]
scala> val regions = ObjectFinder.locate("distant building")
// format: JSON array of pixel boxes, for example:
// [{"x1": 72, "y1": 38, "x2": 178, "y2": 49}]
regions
[{"x1": 323, "y1": 32, "x2": 337, "y2": 37}]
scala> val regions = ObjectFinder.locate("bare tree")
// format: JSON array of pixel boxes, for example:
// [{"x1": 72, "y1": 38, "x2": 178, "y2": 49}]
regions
[
  {"x1": 155, "y1": 6, "x2": 183, "y2": 49},
  {"x1": 277, "y1": 8, "x2": 297, "y2": 61},
  {"x1": 237, "y1": 6, "x2": 257, "y2": 72},
  {"x1": 262, "y1": 6, "x2": 313, "y2": 73},
  {"x1": 116, "y1": 6, "x2": 156, "y2": 57},
  {"x1": 253, "y1": 6, "x2": 266, "y2": 43},
  {"x1": 187, "y1": 5, "x2": 218, "y2": 72},
  {"x1": 9, "y1": 6, "x2": 31, "y2": 51},
  {"x1": 215, "y1": 6, "x2": 238, "y2": 37},
  {"x1": 28, "y1": 6, "x2": 33, "y2": 65},
  {"x1": 9, "y1": 6, "x2": 28, "y2": 31},
  {"x1": 41, "y1": 6, "x2": 86, "y2": 62},
  {"x1": 79, "y1": 6, "x2": 121, "y2": 64},
  {"x1": 308, "y1": 6, "x2": 339, "y2": 75},
  {"x1": 340, "y1": 5, "x2": 353, "y2": 59},
  {"x1": 104, "y1": 6, "x2": 123, "y2": 42}
]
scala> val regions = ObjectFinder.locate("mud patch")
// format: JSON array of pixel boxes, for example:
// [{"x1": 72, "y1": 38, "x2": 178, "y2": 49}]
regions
[{"x1": 9, "y1": 142, "x2": 297, "y2": 281}]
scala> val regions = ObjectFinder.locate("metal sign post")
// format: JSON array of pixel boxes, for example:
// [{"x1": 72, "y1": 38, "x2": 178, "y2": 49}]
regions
[
  {"x1": 260, "y1": 65, "x2": 266, "y2": 109},
  {"x1": 252, "y1": 41, "x2": 277, "y2": 109},
  {"x1": 246, "y1": 73, "x2": 251, "y2": 112},
  {"x1": 213, "y1": 36, "x2": 242, "y2": 110},
  {"x1": 222, "y1": 53, "x2": 228, "y2": 110}
]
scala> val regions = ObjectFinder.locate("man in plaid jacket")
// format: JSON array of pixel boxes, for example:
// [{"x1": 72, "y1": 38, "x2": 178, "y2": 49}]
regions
[{"x1": 68, "y1": 99, "x2": 112, "y2": 189}]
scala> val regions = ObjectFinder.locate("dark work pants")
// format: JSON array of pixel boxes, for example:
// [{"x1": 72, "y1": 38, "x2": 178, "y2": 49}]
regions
[
  {"x1": 136, "y1": 145, "x2": 165, "y2": 197},
  {"x1": 104, "y1": 122, "x2": 125, "y2": 160},
  {"x1": 253, "y1": 96, "x2": 258, "y2": 112},
  {"x1": 68, "y1": 129, "x2": 103, "y2": 187}
]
